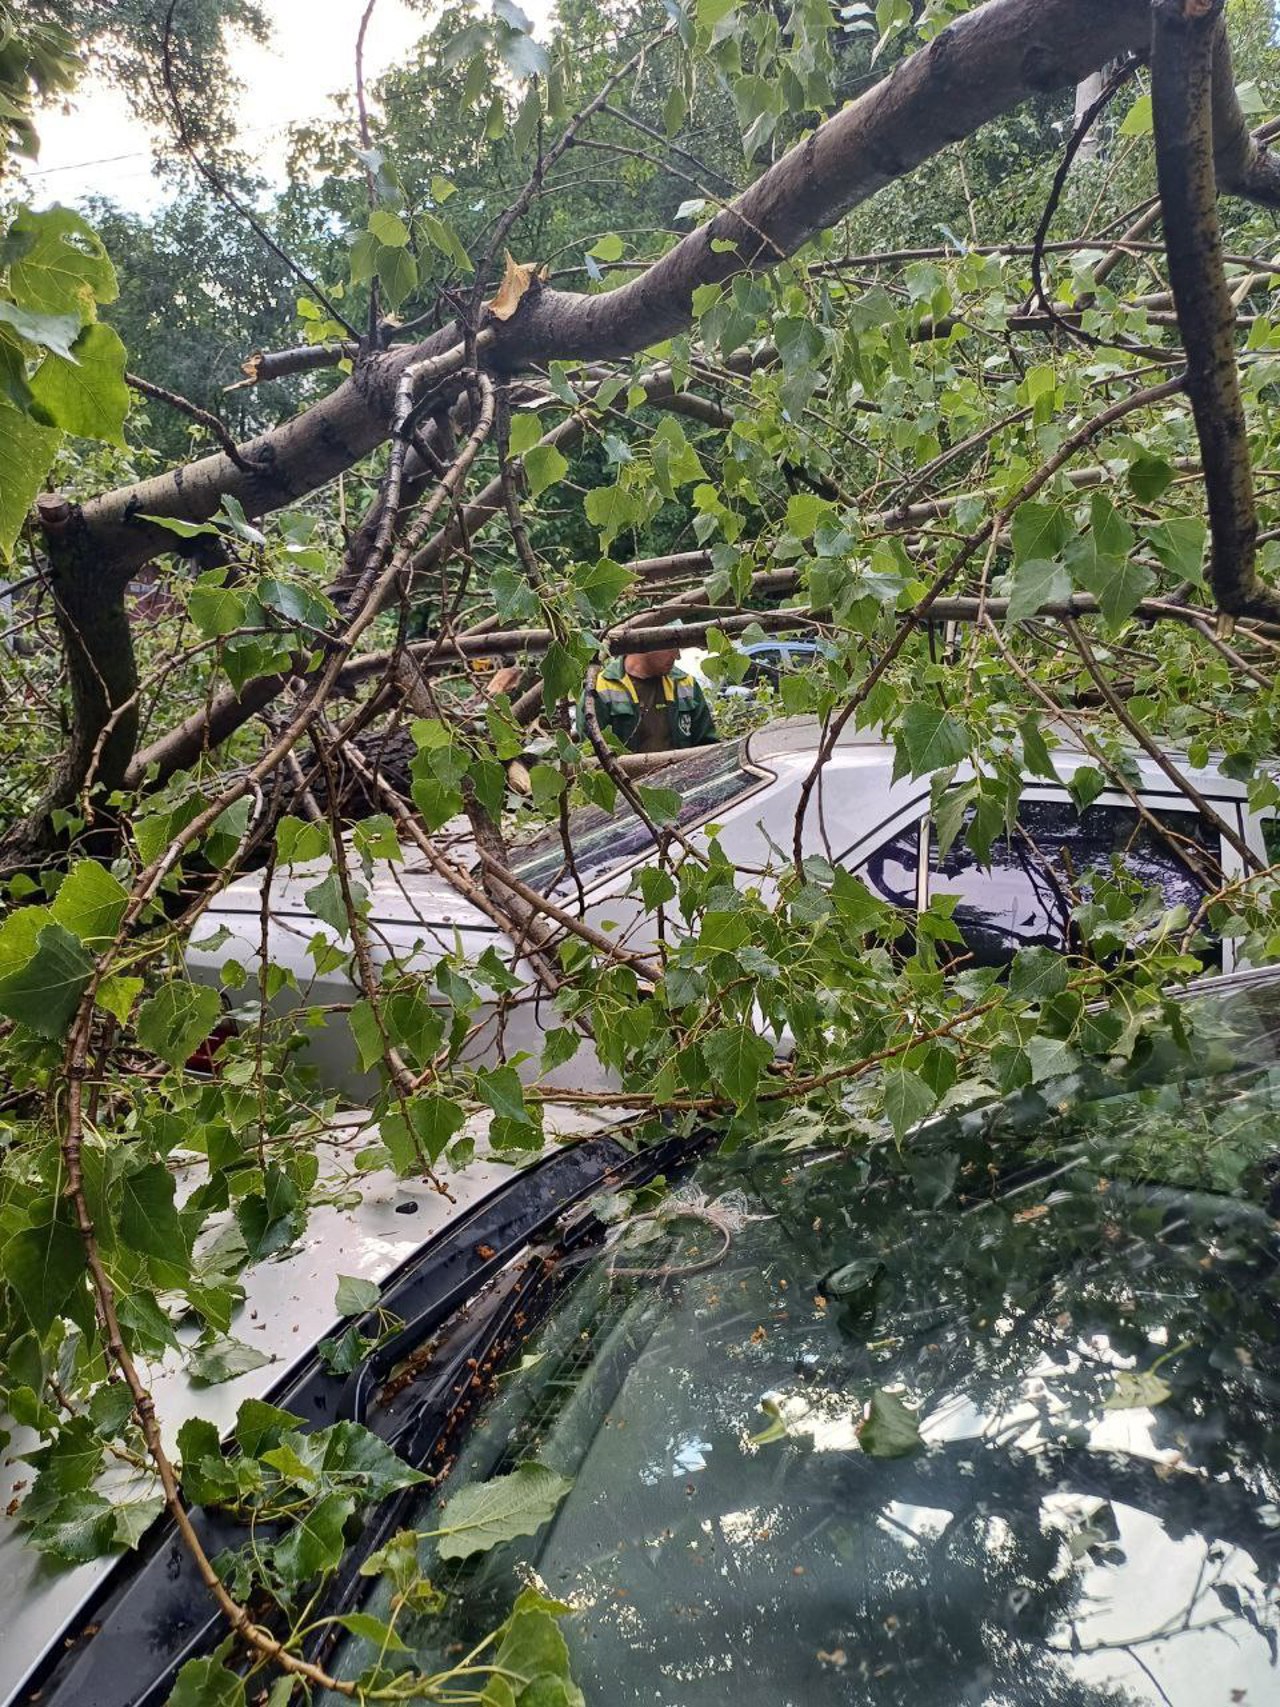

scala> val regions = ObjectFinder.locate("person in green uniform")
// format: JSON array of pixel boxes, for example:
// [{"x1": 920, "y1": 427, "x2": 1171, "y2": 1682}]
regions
[{"x1": 580, "y1": 644, "x2": 718, "y2": 754}]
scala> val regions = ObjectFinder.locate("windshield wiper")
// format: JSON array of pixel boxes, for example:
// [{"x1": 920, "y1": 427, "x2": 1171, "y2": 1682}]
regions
[{"x1": 31, "y1": 1127, "x2": 707, "y2": 1707}]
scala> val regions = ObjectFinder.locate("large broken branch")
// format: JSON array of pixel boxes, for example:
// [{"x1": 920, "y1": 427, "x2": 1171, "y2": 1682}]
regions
[
  {"x1": 1152, "y1": 0, "x2": 1280, "y2": 620},
  {"x1": 70, "y1": 0, "x2": 1185, "y2": 583}
]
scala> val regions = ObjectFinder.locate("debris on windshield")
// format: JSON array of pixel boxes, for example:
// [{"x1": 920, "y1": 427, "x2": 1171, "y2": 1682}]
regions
[
  {"x1": 605, "y1": 1182, "x2": 765, "y2": 1278},
  {"x1": 747, "y1": 1395, "x2": 788, "y2": 1447},
  {"x1": 430, "y1": 1462, "x2": 572, "y2": 1562},
  {"x1": 855, "y1": 1387, "x2": 924, "y2": 1458}
]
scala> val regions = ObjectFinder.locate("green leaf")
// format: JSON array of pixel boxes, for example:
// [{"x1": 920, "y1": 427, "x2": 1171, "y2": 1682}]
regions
[
  {"x1": 1118, "y1": 92, "x2": 1153, "y2": 137},
  {"x1": 857, "y1": 1388, "x2": 923, "y2": 1458},
  {"x1": 137, "y1": 512, "x2": 222, "y2": 539},
  {"x1": 113, "y1": 1496, "x2": 165, "y2": 1549},
  {"x1": 475, "y1": 1063, "x2": 530, "y2": 1125},
  {"x1": 276, "y1": 815, "x2": 330, "y2": 865},
  {"x1": 136, "y1": 983, "x2": 223, "y2": 1067},
  {"x1": 304, "y1": 869, "x2": 366, "y2": 938},
  {"x1": 335, "y1": 1274, "x2": 381, "y2": 1317},
  {"x1": 0, "y1": 298, "x2": 82, "y2": 358},
  {"x1": 188, "y1": 575, "x2": 247, "y2": 640},
  {"x1": 0, "y1": 910, "x2": 93, "y2": 1036},
  {"x1": 88, "y1": 1381, "x2": 137, "y2": 1436},
  {"x1": 1019, "y1": 715, "x2": 1058, "y2": 781},
  {"x1": 1089, "y1": 492, "x2": 1135, "y2": 560},
  {"x1": 1026, "y1": 1035, "x2": 1079, "y2": 1083},
  {"x1": 376, "y1": 244, "x2": 418, "y2": 309},
  {"x1": 188, "y1": 1334, "x2": 271, "y2": 1386},
  {"x1": 335, "y1": 1611, "x2": 411, "y2": 1653},
  {"x1": 266, "y1": 1421, "x2": 425, "y2": 1501},
  {"x1": 1145, "y1": 516, "x2": 1206, "y2": 584},
  {"x1": 572, "y1": 557, "x2": 633, "y2": 618},
  {"x1": 784, "y1": 493, "x2": 833, "y2": 539},
  {"x1": 348, "y1": 229, "x2": 380, "y2": 285},
  {"x1": 635, "y1": 784, "x2": 681, "y2": 825},
  {"x1": 26, "y1": 1492, "x2": 119, "y2": 1564},
  {"x1": 405, "y1": 1094, "x2": 467, "y2": 1163},
  {"x1": 1010, "y1": 501, "x2": 1070, "y2": 565},
  {"x1": 509, "y1": 412, "x2": 542, "y2": 454},
  {"x1": 167, "y1": 1657, "x2": 246, "y2": 1707},
  {"x1": 583, "y1": 482, "x2": 641, "y2": 545},
  {"x1": 432, "y1": 1462, "x2": 572, "y2": 1561},
  {"x1": 1008, "y1": 945, "x2": 1069, "y2": 1003},
  {"x1": 523, "y1": 442, "x2": 567, "y2": 497},
  {"x1": 588, "y1": 232, "x2": 624, "y2": 262},
  {"x1": 7, "y1": 205, "x2": 117, "y2": 317},
  {"x1": 368, "y1": 209, "x2": 410, "y2": 247},
  {"x1": 96, "y1": 972, "x2": 143, "y2": 1025},
  {"x1": 895, "y1": 703, "x2": 969, "y2": 779},
  {"x1": 1067, "y1": 764, "x2": 1107, "y2": 812},
  {"x1": 28, "y1": 321, "x2": 129, "y2": 445},
  {"x1": 493, "y1": 1606, "x2": 575, "y2": 1696},
  {"x1": 1127, "y1": 454, "x2": 1174, "y2": 502},
  {"x1": 51, "y1": 859, "x2": 128, "y2": 944},
  {"x1": 1072, "y1": 553, "x2": 1155, "y2": 624},
  {"x1": 2, "y1": 1217, "x2": 84, "y2": 1333},
  {"x1": 882, "y1": 1068, "x2": 934, "y2": 1140},
  {"x1": 1005, "y1": 558, "x2": 1071, "y2": 623},
  {"x1": 418, "y1": 210, "x2": 473, "y2": 274},
  {"x1": 234, "y1": 1397, "x2": 303, "y2": 1458},
  {"x1": 120, "y1": 1163, "x2": 189, "y2": 1262},
  {"x1": 702, "y1": 1024, "x2": 772, "y2": 1105},
  {"x1": 0, "y1": 394, "x2": 60, "y2": 557}
]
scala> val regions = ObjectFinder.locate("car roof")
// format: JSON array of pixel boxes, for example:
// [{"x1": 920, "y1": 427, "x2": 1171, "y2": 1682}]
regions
[{"x1": 193, "y1": 717, "x2": 1255, "y2": 940}]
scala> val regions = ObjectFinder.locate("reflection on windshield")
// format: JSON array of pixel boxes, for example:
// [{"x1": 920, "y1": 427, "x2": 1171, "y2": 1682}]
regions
[
  {"x1": 511, "y1": 742, "x2": 757, "y2": 894},
  {"x1": 328, "y1": 986, "x2": 1280, "y2": 1706}
]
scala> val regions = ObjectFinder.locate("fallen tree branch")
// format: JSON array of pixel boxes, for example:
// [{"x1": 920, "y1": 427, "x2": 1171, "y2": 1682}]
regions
[
  {"x1": 1062, "y1": 614, "x2": 1261, "y2": 872},
  {"x1": 1151, "y1": 0, "x2": 1280, "y2": 621},
  {"x1": 70, "y1": 0, "x2": 1180, "y2": 583}
]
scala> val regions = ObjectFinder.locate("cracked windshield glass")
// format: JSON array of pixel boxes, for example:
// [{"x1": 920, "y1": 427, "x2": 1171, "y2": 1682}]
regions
[{"x1": 326, "y1": 982, "x2": 1280, "y2": 1707}]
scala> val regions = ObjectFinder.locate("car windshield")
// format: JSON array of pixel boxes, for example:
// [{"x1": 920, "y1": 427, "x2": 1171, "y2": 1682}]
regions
[
  {"x1": 324, "y1": 977, "x2": 1280, "y2": 1707},
  {"x1": 511, "y1": 740, "x2": 759, "y2": 893}
]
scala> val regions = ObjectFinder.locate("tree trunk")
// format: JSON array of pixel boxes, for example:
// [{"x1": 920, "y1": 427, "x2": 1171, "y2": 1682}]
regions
[{"x1": 2, "y1": 497, "x2": 139, "y2": 864}]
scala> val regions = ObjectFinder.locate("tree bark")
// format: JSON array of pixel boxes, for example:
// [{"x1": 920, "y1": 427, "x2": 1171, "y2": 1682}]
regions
[
  {"x1": 1152, "y1": 0, "x2": 1280, "y2": 620},
  {"x1": 3, "y1": 499, "x2": 140, "y2": 862}
]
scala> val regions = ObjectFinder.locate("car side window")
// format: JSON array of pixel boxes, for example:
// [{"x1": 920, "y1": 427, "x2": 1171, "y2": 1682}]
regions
[
  {"x1": 854, "y1": 821, "x2": 921, "y2": 910},
  {"x1": 929, "y1": 797, "x2": 1221, "y2": 969}
]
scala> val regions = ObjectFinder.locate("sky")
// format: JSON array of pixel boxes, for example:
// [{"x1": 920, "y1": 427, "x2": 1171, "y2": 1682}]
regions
[{"x1": 19, "y1": 0, "x2": 552, "y2": 216}]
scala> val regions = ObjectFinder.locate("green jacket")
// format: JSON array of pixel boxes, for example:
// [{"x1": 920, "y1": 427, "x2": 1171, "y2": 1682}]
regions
[{"x1": 579, "y1": 657, "x2": 718, "y2": 752}]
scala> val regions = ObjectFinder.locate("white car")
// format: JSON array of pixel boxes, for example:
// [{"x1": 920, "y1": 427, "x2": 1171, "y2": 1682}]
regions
[{"x1": 187, "y1": 717, "x2": 1273, "y2": 1100}]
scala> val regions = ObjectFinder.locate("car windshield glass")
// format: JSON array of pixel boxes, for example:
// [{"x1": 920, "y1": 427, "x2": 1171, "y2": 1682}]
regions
[
  {"x1": 511, "y1": 741, "x2": 757, "y2": 893},
  {"x1": 324, "y1": 980, "x2": 1280, "y2": 1707}
]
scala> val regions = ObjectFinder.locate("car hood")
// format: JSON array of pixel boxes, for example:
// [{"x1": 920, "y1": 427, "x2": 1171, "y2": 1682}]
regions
[
  {"x1": 202, "y1": 847, "x2": 496, "y2": 933},
  {"x1": 0, "y1": 1104, "x2": 616, "y2": 1707}
]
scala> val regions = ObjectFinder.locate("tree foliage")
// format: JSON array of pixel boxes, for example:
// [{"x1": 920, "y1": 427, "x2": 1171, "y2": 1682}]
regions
[{"x1": 2, "y1": 0, "x2": 1280, "y2": 1701}]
